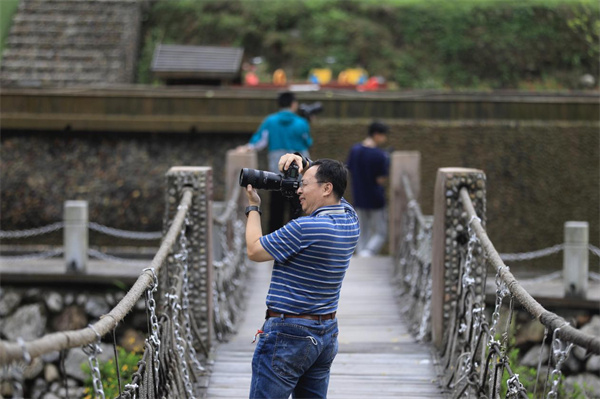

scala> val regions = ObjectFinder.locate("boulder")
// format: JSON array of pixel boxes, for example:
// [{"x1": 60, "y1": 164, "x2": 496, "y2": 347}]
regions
[
  {"x1": 564, "y1": 373, "x2": 600, "y2": 398},
  {"x1": 0, "y1": 290, "x2": 22, "y2": 316},
  {"x1": 51, "y1": 305, "x2": 87, "y2": 332},
  {"x1": 1, "y1": 303, "x2": 46, "y2": 341}
]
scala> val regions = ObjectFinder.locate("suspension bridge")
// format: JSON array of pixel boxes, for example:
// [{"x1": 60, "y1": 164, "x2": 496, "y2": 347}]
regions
[{"x1": 1, "y1": 151, "x2": 599, "y2": 399}]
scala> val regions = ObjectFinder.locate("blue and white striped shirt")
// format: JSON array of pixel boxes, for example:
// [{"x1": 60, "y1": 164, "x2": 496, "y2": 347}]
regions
[{"x1": 259, "y1": 199, "x2": 360, "y2": 315}]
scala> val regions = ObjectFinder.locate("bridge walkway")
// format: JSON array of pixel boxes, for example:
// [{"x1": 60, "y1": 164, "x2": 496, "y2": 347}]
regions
[{"x1": 206, "y1": 256, "x2": 443, "y2": 398}]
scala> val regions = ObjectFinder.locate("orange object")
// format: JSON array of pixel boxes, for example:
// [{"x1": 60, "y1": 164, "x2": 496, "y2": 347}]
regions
[{"x1": 273, "y1": 69, "x2": 287, "y2": 85}]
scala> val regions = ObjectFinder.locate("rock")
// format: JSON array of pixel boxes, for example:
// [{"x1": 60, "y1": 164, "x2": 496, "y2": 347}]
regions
[
  {"x1": 562, "y1": 351, "x2": 583, "y2": 374},
  {"x1": 573, "y1": 316, "x2": 600, "y2": 360},
  {"x1": 515, "y1": 319, "x2": 546, "y2": 346},
  {"x1": 44, "y1": 292, "x2": 63, "y2": 313},
  {"x1": 63, "y1": 348, "x2": 90, "y2": 382},
  {"x1": 120, "y1": 328, "x2": 145, "y2": 353},
  {"x1": 23, "y1": 357, "x2": 44, "y2": 380},
  {"x1": 64, "y1": 344, "x2": 114, "y2": 382},
  {"x1": 587, "y1": 355, "x2": 600, "y2": 373},
  {"x1": 42, "y1": 392, "x2": 61, "y2": 399},
  {"x1": 1, "y1": 303, "x2": 46, "y2": 341},
  {"x1": 44, "y1": 363, "x2": 60, "y2": 383},
  {"x1": 580, "y1": 74, "x2": 596, "y2": 88},
  {"x1": 0, "y1": 290, "x2": 22, "y2": 316},
  {"x1": 52, "y1": 305, "x2": 87, "y2": 331},
  {"x1": 64, "y1": 293, "x2": 74, "y2": 306},
  {"x1": 521, "y1": 344, "x2": 550, "y2": 367},
  {"x1": 85, "y1": 295, "x2": 109, "y2": 318},
  {"x1": 1, "y1": 380, "x2": 14, "y2": 397},
  {"x1": 41, "y1": 351, "x2": 60, "y2": 363},
  {"x1": 564, "y1": 373, "x2": 600, "y2": 398},
  {"x1": 76, "y1": 294, "x2": 87, "y2": 306},
  {"x1": 31, "y1": 377, "x2": 48, "y2": 399}
]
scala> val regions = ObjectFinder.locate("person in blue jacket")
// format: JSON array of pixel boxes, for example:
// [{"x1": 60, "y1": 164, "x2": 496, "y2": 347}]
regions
[{"x1": 238, "y1": 91, "x2": 313, "y2": 232}]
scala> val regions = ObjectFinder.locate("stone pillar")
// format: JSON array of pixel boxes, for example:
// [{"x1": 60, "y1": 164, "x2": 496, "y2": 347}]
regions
[
  {"x1": 563, "y1": 221, "x2": 589, "y2": 299},
  {"x1": 431, "y1": 168, "x2": 486, "y2": 350},
  {"x1": 163, "y1": 167, "x2": 214, "y2": 349},
  {"x1": 63, "y1": 200, "x2": 88, "y2": 273},
  {"x1": 226, "y1": 149, "x2": 258, "y2": 209},
  {"x1": 389, "y1": 151, "x2": 421, "y2": 257}
]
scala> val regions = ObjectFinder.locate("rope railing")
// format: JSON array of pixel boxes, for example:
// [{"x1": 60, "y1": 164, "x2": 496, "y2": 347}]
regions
[
  {"x1": 211, "y1": 180, "x2": 249, "y2": 341},
  {"x1": 459, "y1": 187, "x2": 600, "y2": 355},
  {"x1": 394, "y1": 166, "x2": 599, "y2": 398},
  {"x1": 0, "y1": 221, "x2": 162, "y2": 241},
  {"x1": 395, "y1": 174, "x2": 433, "y2": 342},
  {"x1": 0, "y1": 189, "x2": 193, "y2": 366}
]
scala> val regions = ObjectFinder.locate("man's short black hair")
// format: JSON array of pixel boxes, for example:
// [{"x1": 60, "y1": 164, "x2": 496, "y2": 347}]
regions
[
  {"x1": 311, "y1": 159, "x2": 348, "y2": 200},
  {"x1": 368, "y1": 121, "x2": 389, "y2": 136},
  {"x1": 278, "y1": 91, "x2": 296, "y2": 108}
]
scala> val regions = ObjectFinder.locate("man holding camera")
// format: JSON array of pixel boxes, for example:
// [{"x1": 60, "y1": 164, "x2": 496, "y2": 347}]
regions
[
  {"x1": 243, "y1": 153, "x2": 359, "y2": 399},
  {"x1": 238, "y1": 91, "x2": 313, "y2": 233}
]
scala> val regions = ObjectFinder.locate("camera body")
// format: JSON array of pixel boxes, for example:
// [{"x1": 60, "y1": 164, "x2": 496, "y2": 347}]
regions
[
  {"x1": 239, "y1": 162, "x2": 300, "y2": 199},
  {"x1": 297, "y1": 102, "x2": 323, "y2": 121}
]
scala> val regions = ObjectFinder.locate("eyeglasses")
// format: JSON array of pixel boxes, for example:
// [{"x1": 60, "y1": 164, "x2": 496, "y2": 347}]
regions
[{"x1": 299, "y1": 179, "x2": 326, "y2": 188}]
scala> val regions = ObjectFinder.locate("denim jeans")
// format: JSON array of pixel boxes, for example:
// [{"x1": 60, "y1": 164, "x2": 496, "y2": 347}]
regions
[{"x1": 249, "y1": 315, "x2": 339, "y2": 399}]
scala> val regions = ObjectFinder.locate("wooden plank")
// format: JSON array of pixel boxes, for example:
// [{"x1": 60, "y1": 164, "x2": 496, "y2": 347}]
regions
[{"x1": 204, "y1": 256, "x2": 445, "y2": 398}]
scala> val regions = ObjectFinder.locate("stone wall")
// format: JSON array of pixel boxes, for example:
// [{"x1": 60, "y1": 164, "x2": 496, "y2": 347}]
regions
[
  {"x1": 0, "y1": 284, "x2": 148, "y2": 399},
  {"x1": 1, "y1": 121, "x2": 598, "y2": 270}
]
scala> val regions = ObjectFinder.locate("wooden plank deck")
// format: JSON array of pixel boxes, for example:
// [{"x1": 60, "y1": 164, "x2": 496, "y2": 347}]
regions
[{"x1": 205, "y1": 256, "x2": 444, "y2": 398}]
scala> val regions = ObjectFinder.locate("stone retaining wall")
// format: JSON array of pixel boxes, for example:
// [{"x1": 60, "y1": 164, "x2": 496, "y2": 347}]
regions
[{"x1": 1, "y1": 121, "x2": 598, "y2": 269}]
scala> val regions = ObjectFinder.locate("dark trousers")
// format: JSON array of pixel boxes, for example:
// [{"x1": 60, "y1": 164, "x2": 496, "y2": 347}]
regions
[{"x1": 269, "y1": 191, "x2": 301, "y2": 233}]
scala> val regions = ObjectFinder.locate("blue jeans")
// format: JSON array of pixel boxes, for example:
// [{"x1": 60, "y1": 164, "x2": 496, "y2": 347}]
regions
[{"x1": 249, "y1": 315, "x2": 339, "y2": 399}]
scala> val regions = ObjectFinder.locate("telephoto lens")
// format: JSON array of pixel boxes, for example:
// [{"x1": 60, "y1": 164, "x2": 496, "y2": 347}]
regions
[{"x1": 239, "y1": 168, "x2": 283, "y2": 191}]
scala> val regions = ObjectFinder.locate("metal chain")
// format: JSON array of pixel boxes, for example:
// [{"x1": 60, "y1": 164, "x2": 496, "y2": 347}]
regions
[
  {"x1": 0, "y1": 222, "x2": 64, "y2": 239},
  {"x1": 499, "y1": 244, "x2": 564, "y2": 262},
  {"x1": 143, "y1": 267, "x2": 161, "y2": 395},
  {"x1": 0, "y1": 248, "x2": 63, "y2": 261},
  {"x1": 178, "y1": 220, "x2": 206, "y2": 375},
  {"x1": 589, "y1": 244, "x2": 600, "y2": 258},
  {"x1": 82, "y1": 325, "x2": 106, "y2": 399},
  {"x1": 546, "y1": 324, "x2": 574, "y2": 399},
  {"x1": 88, "y1": 222, "x2": 162, "y2": 240},
  {"x1": 88, "y1": 248, "x2": 150, "y2": 266}
]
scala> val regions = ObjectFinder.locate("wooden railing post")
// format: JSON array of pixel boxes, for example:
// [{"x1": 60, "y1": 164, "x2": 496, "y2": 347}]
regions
[
  {"x1": 389, "y1": 151, "x2": 421, "y2": 256},
  {"x1": 63, "y1": 200, "x2": 88, "y2": 273},
  {"x1": 163, "y1": 167, "x2": 214, "y2": 349},
  {"x1": 431, "y1": 168, "x2": 487, "y2": 350},
  {"x1": 563, "y1": 221, "x2": 589, "y2": 299}
]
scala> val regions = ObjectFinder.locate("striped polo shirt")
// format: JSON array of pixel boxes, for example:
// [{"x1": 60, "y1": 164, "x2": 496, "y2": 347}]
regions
[{"x1": 259, "y1": 198, "x2": 360, "y2": 315}]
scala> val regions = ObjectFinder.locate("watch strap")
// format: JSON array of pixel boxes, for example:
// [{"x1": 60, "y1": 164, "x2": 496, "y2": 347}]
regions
[{"x1": 245, "y1": 205, "x2": 262, "y2": 217}]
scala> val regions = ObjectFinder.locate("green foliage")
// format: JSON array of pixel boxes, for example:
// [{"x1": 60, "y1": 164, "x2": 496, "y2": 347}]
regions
[
  {"x1": 81, "y1": 346, "x2": 142, "y2": 399},
  {"x1": 138, "y1": 0, "x2": 598, "y2": 89},
  {"x1": 0, "y1": 0, "x2": 20, "y2": 61}
]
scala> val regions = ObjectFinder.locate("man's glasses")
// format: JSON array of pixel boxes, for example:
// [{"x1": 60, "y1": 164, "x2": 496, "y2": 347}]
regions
[{"x1": 299, "y1": 179, "x2": 325, "y2": 188}]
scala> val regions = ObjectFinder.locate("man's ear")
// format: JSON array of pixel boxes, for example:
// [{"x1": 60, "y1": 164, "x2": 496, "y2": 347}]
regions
[{"x1": 322, "y1": 182, "x2": 333, "y2": 197}]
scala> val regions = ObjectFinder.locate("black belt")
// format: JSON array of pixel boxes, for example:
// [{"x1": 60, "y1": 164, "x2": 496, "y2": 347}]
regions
[{"x1": 266, "y1": 309, "x2": 336, "y2": 321}]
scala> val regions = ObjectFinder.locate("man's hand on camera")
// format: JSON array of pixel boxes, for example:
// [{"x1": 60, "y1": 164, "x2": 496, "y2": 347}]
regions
[
  {"x1": 245, "y1": 184, "x2": 261, "y2": 206},
  {"x1": 279, "y1": 153, "x2": 305, "y2": 174}
]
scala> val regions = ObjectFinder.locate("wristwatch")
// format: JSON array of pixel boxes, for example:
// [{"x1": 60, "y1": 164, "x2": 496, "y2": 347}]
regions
[{"x1": 245, "y1": 206, "x2": 262, "y2": 217}]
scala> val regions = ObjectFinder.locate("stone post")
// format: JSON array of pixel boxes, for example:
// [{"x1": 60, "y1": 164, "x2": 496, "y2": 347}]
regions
[
  {"x1": 389, "y1": 151, "x2": 421, "y2": 257},
  {"x1": 63, "y1": 200, "x2": 88, "y2": 273},
  {"x1": 225, "y1": 149, "x2": 258, "y2": 208},
  {"x1": 431, "y1": 168, "x2": 486, "y2": 350},
  {"x1": 163, "y1": 167, "x2": 214, "y2": 349},
  {"x1": 563, "y1": 221, "x2": 589, "y2": 299}
]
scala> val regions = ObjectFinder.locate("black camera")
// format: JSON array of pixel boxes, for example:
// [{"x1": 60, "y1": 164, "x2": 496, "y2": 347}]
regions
[
  {"x1": 239, "y1": 162, "x2": 300, "y2": 199},
  {"x1": 297, "y1": 102, "x2": 323, "y2": 121}
]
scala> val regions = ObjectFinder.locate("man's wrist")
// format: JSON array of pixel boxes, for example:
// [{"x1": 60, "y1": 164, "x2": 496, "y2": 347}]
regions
[{"x1": 245, "y1": 205, "x2": 262, "y2": 217}]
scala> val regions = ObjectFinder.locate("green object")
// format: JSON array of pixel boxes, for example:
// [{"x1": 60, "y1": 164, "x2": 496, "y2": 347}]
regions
[{"x1": 0, "y1": 0, "x2": 19, "y2": 61}]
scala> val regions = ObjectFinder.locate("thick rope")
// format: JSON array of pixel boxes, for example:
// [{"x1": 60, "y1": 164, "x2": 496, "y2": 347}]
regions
[
  {"x1": 0, "y1": 189, "x2": 194, "y2": 366},
  {"x1": 459, "y1": 187, "x2": 600, "y2": 355}
]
